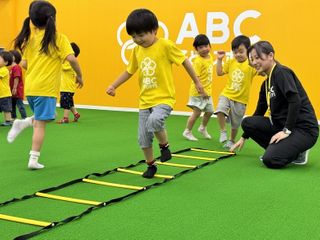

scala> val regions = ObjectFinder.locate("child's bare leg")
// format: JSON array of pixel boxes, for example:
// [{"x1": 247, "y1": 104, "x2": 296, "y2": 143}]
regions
[
  {"x1": 217, "y1": 112, "x2": 228, "y2": 143},
  {"x1": 198, "y1": 112, "x2": 213, "y2": 139},
  {"x1": 186, "y1": 108, "x2": 201, "y2": 130},
  {"x1": 142, "y1": 147, "x2": 154, "y2": 164},
  {"x1": 63, "y1": 109, "x2": 71, "y2": 119},
  {"x1": 201, "y1": 112, "x2": 213, "y2": 128},
  {"x1": 29, "y1": 120, "x2": 47, "y2": 169},
  {"x1": 230, "y1": 128, "x2": 238, "y2": 142}
]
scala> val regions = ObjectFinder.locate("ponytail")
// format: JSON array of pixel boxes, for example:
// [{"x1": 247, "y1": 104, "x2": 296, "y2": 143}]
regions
[
  {"x1": 14, "y1": 17, "x2": 31, "y2": 52},
  {"x1": 40, "y1": 16, "x2": 58, "y2": 54}
]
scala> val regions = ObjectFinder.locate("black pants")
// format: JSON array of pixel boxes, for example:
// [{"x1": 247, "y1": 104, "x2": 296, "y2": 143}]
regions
[{"x1": 242, "y1": 116, "x2": 319, "y2": 169}]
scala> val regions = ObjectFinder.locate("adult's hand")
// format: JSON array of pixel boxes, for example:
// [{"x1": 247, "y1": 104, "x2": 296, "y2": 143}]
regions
[
  {"x1": 230, "y1": 137, "x2": 246, "y2": 152},
  {"x1": 270, "y1": 131, "x2": 289, "y2": 144}
]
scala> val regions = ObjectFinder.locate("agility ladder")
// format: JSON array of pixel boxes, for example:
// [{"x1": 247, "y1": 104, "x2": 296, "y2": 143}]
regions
[{"x1": 0, "y1": 147, "x2": 235, "y2": 240}]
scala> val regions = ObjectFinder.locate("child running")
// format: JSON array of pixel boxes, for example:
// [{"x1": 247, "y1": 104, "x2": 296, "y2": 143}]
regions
[
  {"x1": 7, "y1": 0, "x2": 83, "y2": 169},
  {"x1": 183, "y1": 34, "x2": 214, "y2": 141},
  {"x1": 106, "y1": 9, "x2": 206, "y2": 178},
  {"x1": 57, "y1": 42, "x2": 83, "y2": 123},
  {"x1": 0, "y1": 51, "x2": 14, "y2": 126},
  {"x1": 215, "y1": 35, "x2": 257, "y2": 150},
  {"x1": 9, "y1": 50, "x2": 27, "y2": 120}
]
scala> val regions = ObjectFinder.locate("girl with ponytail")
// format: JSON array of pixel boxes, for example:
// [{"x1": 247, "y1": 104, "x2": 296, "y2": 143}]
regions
[{"x1": 8, "y1": 0, "x2": 84, "y2": 170}]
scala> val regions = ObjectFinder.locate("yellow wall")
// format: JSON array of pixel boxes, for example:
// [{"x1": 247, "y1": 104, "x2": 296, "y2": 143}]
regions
[{"x1": 1, "y1": 0, "x2": 320, "y2": 117}]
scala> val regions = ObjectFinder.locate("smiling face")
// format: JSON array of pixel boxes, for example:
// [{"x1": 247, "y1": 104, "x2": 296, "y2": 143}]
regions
[
  {"x1": 195, "y1": 44, "x2": 211, "y2": 58},
  {"x1": 249, "y1": 48, "x2": 275, "y2": 75},
  {"x1": 232, "y1": 44, "x2": 248, "y2": 63},
  {"x1": 131, "y1": 30, "x2": 157, "y2": 48}
]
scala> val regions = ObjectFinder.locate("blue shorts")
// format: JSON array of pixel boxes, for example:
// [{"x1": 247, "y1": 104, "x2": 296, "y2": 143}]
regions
[{"x1": 27, "y1": 96, "x2": 56, "y2": 121}]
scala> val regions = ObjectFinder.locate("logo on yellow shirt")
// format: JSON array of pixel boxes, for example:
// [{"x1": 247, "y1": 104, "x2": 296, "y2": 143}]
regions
[
  {"x1": 141, "y1": 57, "x2": 158, "y2": 89},
  {"x1": 231, "y1": 68, "x2": 244, "y2": 91}
]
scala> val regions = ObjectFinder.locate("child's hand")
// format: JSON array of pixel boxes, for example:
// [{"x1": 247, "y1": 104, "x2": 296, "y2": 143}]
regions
[
  {"x1": 106, "y1": 85, "x2": 116, "y2": 96},
  {"x1": 216, "y1": 51, "x2": 226, "y2": 60},
  {"x1": 76, "y1": 76, "x2": 84, "y2": 88},
  {"x1": 195, "y1": 83, "x2": 208, "y2": 98}
]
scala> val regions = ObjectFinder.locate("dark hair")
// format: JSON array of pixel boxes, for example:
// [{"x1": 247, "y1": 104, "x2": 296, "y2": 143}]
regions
[
  {"x1": 0, "y1": 51, "x2": 14, "y2": 66},
  {"x1": 193, "y1": 34, "x2": 210, "y2": 48},
  {"x1": 231, "y1": 35, "x2": 251, "y2": 51},
  {"x1": 14, "y1": 0, "x2": 58, "y2": 54},
  {"x1": 126, "y1": 9, "x2": 158, "y2": 35},
  {"x1": 71, "y1": 42, "x2": 80, "y2": 57},
  {"x1": 9, "y1": 50, "x2": 22, "y2": 64},
  {"x1": 248, "y1": 41, "x2": 275, "y2": 58}
]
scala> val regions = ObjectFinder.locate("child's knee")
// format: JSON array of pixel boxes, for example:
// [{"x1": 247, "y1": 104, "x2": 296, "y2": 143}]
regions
[{"x1": 146, "y1": 115, "x2": 164, "y2": 132}]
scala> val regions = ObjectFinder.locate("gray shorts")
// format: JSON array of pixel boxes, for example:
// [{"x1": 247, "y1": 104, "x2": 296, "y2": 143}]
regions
[
  {"x1": 0, "y1": 97, "x2": 12, "y2": 112},
  {"x1": 214, "y1": 95, "x2": 246, "y2": 129},
  {"x1": 187, "y1": 96, "x2": 214, "y2": 113},
  {"x1": 138, "y1": 104, "x2": 172, "y2": 148}
]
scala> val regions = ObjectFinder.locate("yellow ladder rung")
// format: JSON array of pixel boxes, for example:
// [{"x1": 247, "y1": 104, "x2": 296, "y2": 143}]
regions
[
  {"x1": 155, "y1": 161, "x2": 197, "y2": 169},
  {"x1": 82, "y1": 178, "x2": 145, "y2": 190},
  {"x1": 36, "y1": 192, "x2": 102, "y2": 206},
  {"x1": 0, "y1": 213, "x2": 51, "y2": 227},
  {"x1": 191, "y1": 148, "x2": 235, "y2": 155},
  {"x1": 172, "y1": 153, "x2": 216, "y2": 161},
  {"x1": 117, "y1": 168, "x2": 174, "y2": 179}
]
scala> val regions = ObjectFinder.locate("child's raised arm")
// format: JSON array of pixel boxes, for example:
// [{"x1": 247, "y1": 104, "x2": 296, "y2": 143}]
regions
[
  {"x1": 66, "y1": 54, "x2": 83, "y2": 88},
  {"x1": 216, "y1": 50, "x2": 226, "y2": 76},
  {"x1": 106, "y1": 71, "x2": 132, "y2": 97},
  {"x1": 182, "y1": 59, "x2": 207, "y2": 97}
]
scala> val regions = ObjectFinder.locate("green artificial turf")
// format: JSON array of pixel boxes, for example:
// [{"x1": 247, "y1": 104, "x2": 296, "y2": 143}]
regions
[{"x1": 0, "y1": 108, "x2": 320, "y2": 240}]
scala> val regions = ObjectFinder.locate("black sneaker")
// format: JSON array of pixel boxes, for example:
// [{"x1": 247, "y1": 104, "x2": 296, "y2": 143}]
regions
[
  {"x1": 292, "y1": 150, "x2": 309, "y2": 165},
  {"x1": 160, "y1": 148, "x2": 172, "y2": 162},
  {"x1": 142, "y1": 165, "x2": 157, "y2": 178}
]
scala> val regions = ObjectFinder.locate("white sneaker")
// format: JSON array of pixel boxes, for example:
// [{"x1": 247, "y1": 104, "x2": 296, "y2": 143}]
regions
[
  {"x1": 7, "y1": 117, "x2": 33, "y2": 143},
  {"x1": 183, "y1": 129, "x2": 198, "y2": 141},
  {"x1": 292, "y1": 150, "x2": 310, "y2": 165},
  {"x1": 223, "y1": 140, "x2": 235, "y2": 150},
  {"x1": 198, "y1": 126, "x2": 211, "y2": 139},
  {"x1": 219, "y1": 130, "x2": 228, "y2": 143},
  {"x1": 28, "y1": 161, "x2": 45, "y2": 170}
]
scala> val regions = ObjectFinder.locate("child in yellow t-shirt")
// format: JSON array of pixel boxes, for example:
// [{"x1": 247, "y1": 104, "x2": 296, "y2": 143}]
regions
[
  {"x1": 7, "y1": 1, "x2": 83, "y2": 170},
  {"x1": 183, "y1": 34, "x2": 214, "y2": 141},
  {"x1": 107, "y1": 8, "x2": 206, "y2": 178},
  {"x1": 215, "y1": 35, "x2": 257, "y2": 150},
  {"x1": 57, "y1": 42, "x2": 83, "y2": 124},
  {"x1": 0, "y1": 51, "x2": 14, "y2": 126}
]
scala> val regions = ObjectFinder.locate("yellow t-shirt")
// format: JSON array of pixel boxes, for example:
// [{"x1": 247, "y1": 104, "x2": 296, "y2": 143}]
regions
[
  {"x1": 189, "y1": 54, "x2": 214, "y2": 96},
  {"x1": 0, "y1": 66, "x2": 11, "y2": 98},
  {"x1": 127, "y1": 38, "x2": 186, "y2": 109},
  {"x1": 60, "y1": 61, "x2": 76, "y2": 93},
  {"x1": 22, "y1": 30, "x2": 74, "y2": 98},
  {"x1": 221, "y1": 58, "x2": 257, "y2": 104}
]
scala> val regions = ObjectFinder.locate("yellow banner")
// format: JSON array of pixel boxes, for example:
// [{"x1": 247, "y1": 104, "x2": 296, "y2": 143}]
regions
[{"x1": 1, "y1": 0, "x2": 319, "y2": 118}]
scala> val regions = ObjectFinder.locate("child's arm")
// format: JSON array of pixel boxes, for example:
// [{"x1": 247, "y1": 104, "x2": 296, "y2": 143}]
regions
[
  {"x1": 216, "y1": 51, "x2": 226, "y2": 76},
  {"x1": 106, "y1": 71, "x2": 132, "y2": 97},
  {"x1": 66, "y1": 54, "x2": 83, "y2": 88},
  {"x1": 21, "y1": 60, "x2": 27, "y2": 70},
  {"x1": 182, "y1": 59, "x2": 207, "y2": 97},
  {"x1": 12, "y1": 77, "x2": 19, "y2": 96}
]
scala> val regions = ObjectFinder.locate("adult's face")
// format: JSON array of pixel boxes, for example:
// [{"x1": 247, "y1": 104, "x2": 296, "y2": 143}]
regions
[{"x1": 249, "y1": 48, "x2": 274, "y2": 75}]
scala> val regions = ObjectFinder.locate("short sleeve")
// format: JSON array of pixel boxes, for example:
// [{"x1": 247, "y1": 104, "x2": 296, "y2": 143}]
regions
[
  {"x1": 222, "y1": 58, "x2": 230, "y2": 74},
  {"x1": 166, "y1": 40, "x2": 186, "y2": 66},
  {"x1": 126, "y1": 47, "x2": 138, "y2": 75}
]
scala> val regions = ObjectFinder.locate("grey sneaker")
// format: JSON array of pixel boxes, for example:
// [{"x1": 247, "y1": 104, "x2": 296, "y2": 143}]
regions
[
  {"x1": 219, "y1": 130, "x2": 228, "y2": 143},
  {"x1": 223, "y1": 140, "x2": 234, "y2": 150},
  {"x1": 292, "y1": 150, "x2": 310, "y2": 165}
]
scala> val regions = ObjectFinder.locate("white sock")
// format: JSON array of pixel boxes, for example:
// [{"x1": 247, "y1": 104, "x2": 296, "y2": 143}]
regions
[
  {"x1": 7, "y1": 116, "x2": 33, "y2": 143},
  {"x1": 28, "y1": 151, "x2": 44, "y2": 169}
]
